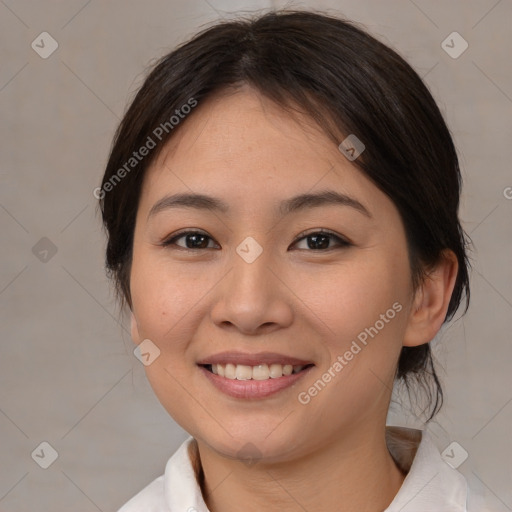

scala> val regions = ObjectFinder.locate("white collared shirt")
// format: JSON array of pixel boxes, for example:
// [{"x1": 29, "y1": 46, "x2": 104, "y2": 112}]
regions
[{"x1": 117, "y1": 426, "x2": 489, "y2": 511}]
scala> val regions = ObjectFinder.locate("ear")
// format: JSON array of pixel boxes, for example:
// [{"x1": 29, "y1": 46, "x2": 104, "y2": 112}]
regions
[
  {"x1": 130, "y1": 311, "x2": 141, "y2": 345},
  {"x1": 403, "y1": 250, "x2": 458, "y2": 347}
]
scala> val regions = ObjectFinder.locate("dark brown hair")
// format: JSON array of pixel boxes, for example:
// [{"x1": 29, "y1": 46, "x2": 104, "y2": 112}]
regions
[{"x1": 99, "y1": 10, "x2": 471, "y2": 420}]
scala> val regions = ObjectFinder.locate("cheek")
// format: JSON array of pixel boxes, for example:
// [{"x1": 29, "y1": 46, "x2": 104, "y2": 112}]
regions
[
  {"x1": 130, "y1": 247, "x2": 203, "y2": 341},
  {"x1": 297, "y1": 251, "x2": 410, "y2": 342},
  {"x1": 294, "y1": 248, "x2": 411, "y2": 399},
  {"x1": 129, "y1": 252, "x2": 202, "y2": 425}
]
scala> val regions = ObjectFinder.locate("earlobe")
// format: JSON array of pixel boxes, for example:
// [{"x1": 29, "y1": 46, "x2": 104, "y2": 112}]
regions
[{"x1": 403, "y1": 250, "x2": 458, "y2": 347}]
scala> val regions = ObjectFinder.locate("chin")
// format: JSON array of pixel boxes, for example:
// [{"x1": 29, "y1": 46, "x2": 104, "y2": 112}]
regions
[{"x1": 195, "y1": 425, "x2": 303, "y2": 465}]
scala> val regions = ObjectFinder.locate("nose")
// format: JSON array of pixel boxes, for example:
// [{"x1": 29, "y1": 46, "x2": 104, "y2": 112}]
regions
[{"x1": 209, "y1": 244, "x2": 293, "y2": 335}]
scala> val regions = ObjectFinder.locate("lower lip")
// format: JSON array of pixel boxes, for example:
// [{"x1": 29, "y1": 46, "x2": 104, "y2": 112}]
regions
[{"x1": 199, "y1": 365, "x2": 313, "y2": 399}]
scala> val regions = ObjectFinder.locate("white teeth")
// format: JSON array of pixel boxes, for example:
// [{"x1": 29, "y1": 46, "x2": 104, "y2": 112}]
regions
[
  {"x1": 253, "y1": 364, "x2": 270, "y2": 381},
  {"x1": 235, "y1": 365, "x2": 252, "y2": 380},
  {"x1": 225, "y1": 363, "x2": 236, "y2": 379},
  {"x1": 269, "y1": 363, "x2": 283, "y2": 378},
  {"x1": 209, "y1": 363, "x2": 307, "y2": 380}
]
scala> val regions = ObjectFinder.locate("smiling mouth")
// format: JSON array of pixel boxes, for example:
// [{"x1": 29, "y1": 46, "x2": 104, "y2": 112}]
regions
[{"x1": 201, "y1": 363, "x2": 314, "y2": 380}]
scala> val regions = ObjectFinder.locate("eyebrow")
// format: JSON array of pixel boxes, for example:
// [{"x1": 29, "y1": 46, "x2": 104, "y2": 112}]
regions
[{"x1": 147, "y1": 190, "x2": 372, "y2": 219}]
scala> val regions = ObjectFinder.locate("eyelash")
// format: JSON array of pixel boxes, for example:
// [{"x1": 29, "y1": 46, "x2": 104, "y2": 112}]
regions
[{"x1": 160, "y1": 228, "x2": 352, "y2": 252}]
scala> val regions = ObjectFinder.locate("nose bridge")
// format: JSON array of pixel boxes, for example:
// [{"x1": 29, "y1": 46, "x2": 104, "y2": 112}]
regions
[
  {"x1": 230, "y1": 237, "x2": 275, "y2": 305},
  {"x1": 210, "y1": 235, "x2": 292, "y2": 333}
]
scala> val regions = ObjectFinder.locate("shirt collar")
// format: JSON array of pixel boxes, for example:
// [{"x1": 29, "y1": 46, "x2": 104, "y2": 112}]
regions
[
  {"x1": 164, "y1": 426, "x2": 468, "y2": 511},
  {"x1": 384, "y1": 426, "x2": 467, "y2": 511}
]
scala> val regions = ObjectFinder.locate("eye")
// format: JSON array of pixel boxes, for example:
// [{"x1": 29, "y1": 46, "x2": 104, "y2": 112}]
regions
[
  {"x1": 291, "y1": 229, "x2": 352, "y2": 251},
  {"x1": 161, "y1": 230, "x2": 219, "y2": 250},
  {"x1": 161, "y1": 228, "x2": 352, "y2": 252}
]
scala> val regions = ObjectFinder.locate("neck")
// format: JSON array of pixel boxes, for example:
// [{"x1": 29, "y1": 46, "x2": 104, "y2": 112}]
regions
[{"x1": 195, "y1": 425, "x2": 407, "y2": 512}]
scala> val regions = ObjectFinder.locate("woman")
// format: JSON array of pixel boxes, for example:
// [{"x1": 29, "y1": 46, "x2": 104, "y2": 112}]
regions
[{"x1": 99, "y1": 9, "x2": 486, "y2": 511}]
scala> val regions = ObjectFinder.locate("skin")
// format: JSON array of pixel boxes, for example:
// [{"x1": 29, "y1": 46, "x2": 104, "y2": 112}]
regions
[{"x1": 129, "y1": 85, "x2": 458, "y2": 512}]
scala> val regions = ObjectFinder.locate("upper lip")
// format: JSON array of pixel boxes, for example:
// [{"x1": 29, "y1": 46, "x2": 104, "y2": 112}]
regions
[{"x1": 197, "y1": 351, "x2": 314, "y2": 367}]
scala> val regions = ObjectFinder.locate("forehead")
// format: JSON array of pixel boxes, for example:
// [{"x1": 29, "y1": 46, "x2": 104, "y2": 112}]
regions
[
  {"x1": 138, "y1": 87, "x2": 390, "y2": 218},
  {"x1": 151, "y1": 87, "x2": 336, "y2": 171}
]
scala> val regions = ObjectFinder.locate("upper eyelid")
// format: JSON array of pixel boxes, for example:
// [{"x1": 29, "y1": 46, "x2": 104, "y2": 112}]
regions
[
  {"x1": 294, "y1": 228, "x2": 349, "y2": 242},
  {"x1": 164, "y1": 229, "x2": 219, "y2": 248},
  {"x1": 293, "y1": 230, "x2": 352, "y2": 248}
]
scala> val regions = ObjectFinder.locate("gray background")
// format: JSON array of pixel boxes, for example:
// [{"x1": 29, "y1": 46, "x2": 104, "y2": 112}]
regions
[{"x1": 1, "y1": 0, "x2": 511, "y2": 510}]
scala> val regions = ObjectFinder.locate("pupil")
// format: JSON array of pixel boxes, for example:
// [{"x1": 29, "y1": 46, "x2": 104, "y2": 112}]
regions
[
  {"x1": 309, "y1": 234, "x2": 329, "y2": 250},
  {"x1": 188, "y1": 234, "x2": 208, "y2": 249}
]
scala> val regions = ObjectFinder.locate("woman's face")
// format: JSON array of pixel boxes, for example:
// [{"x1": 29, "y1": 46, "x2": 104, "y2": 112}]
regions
[{"x1": 130, "y1": 86, "x2": 416, "y2": 461}]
